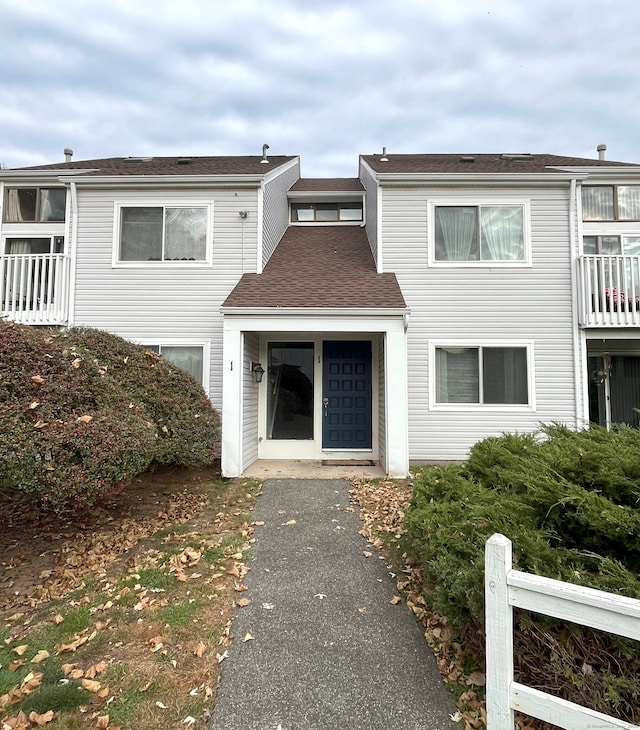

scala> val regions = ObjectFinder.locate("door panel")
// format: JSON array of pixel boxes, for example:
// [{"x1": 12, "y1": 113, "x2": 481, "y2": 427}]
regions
[
  {"x1": 610, "y1": 356, "x2": 640, "y2": 427},
  {"x1": 322, "y1": 341, "x2": 372, "y2": 449},
  {"x1": 267, "y1": 342, "x2": 314, "y2": 440}
]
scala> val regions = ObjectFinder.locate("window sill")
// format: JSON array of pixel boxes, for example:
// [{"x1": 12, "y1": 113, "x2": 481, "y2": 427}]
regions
[
  {"x1": 113, "y1": 261, "x2": 212, "y2": 268},
  {"x1": 428, "y1": 260, "x2": 532, "y2": 268},
  {"x1": 430, "y1": 403, "x2": 534, "y2": 412}
]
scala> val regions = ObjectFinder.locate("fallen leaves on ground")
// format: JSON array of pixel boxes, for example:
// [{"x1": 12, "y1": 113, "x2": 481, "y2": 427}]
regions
[
  {"x1": 0, "y1": 470, "x2": 260, "y2": 730},
  {"x1": 350, "y1": 476, "x2": 560, "y2": 730},
  {"x1": 350, "y1": 477, "x2": 489, "y2": 730}
]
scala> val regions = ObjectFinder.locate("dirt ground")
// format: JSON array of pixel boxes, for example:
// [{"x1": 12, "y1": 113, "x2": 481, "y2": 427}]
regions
[{"x1": 0, "y1": 467, "x2": 222, "y2": 615}]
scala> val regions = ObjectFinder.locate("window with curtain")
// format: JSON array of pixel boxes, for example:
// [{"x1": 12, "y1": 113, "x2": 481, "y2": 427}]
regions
[
  {"x1": 582, "y1": 185, "x2": 640, "y2": 221},
  {"x1": 3, "y1": 237, "x2": 64, "y2": 254},
  {"x1": 146, "y1": 345, "x2": 204, "y2": 384},
  {"x1": 119, "y1": 206, "x2": 208, "y2": 262},
  {"x1": 583, "y1": 235, "x2": 640, "y2": 255},
  {"x1": 3, "y1": 188, "x2": 67, "y2": 222},
  {"x1": 434, "y1": 204, "x2": 525, "y2": 262},
  {"x1": 435, "y1": 346, "x2": 529, "y2": 405}
]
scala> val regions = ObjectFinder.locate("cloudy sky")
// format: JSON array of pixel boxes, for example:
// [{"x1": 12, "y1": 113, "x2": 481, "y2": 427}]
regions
[{"x1": 1, "y1": 0, "x2": 639, "y2": 176}]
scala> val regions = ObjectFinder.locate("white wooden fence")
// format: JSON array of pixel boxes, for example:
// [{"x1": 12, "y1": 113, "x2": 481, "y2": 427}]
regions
[{"x1": 485, "y1": 533, "x2": 640, "y2": 730}]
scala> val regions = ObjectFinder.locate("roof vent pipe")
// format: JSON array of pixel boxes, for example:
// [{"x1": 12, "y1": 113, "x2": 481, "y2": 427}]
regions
[
  {"x1": 380, "y1": 146, "x2": 388, "y2": 162},
  {"x1": 261, "y1": 143, "x2": 270, "y2": 163},
  {"x1": 597, "y1": 144, "x2": 607, "y2": 161},
  {"x1": 64, "y1": 148, "x2": 73, "y2": 162}
]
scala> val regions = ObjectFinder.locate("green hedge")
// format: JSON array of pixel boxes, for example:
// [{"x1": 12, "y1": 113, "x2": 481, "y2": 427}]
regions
[
  {"x1": 0, "y1": 323, "x2": 220, "y2": 512},
  {"x1": 404, "y1": 425, "x2": 640, "y2": 721}
]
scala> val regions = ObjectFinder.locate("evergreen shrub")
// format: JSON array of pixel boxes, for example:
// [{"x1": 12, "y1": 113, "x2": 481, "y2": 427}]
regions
[
  {"x1": 0, "y1": 322, "x2": 220, "y2": 512},
  {"x1": 404, "y1": 425, "x2": 640, "y2": 721}
]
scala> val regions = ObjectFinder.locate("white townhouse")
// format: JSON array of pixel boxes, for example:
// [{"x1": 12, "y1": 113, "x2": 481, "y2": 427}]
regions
[{"x1": 2, "y1": 147, "x2": 639, "y2": 477}]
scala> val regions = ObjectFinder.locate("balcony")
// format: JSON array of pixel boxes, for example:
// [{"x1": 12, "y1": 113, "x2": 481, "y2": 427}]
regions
[
  {"x1": 0, "y1": 254, "x2": 70, "y2": 325},
  {"x1": 578, "y1": 255, "x2": 640, "y2": 327}
]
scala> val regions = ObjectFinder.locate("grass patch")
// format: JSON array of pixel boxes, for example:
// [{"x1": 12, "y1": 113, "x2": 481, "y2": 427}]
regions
[
  {"x1": 0, "y1": 471, "x2": 256, "y2": 729},
  {"x1": 19, "y1": 681, "x2": 92, "y2": 714},
  {"x1": 106, "y1": 679, "x2": 148, "y2": 726},
  {"x1": 154, "y1": 523, "x2": 194, "y2": 540},
  {"x1": 46, "y1": 718, "x2": 87, "y2": 730},
  {"x1": 134, "y1": 567, "x2": 173, "y2": 589},
  {"x1": 50, "y1": 607, "x2": 92, "y2": 639},
  {"x1": 157, "y1": 599, "x2": 199, "y2": 628},
  {"x1": 202, "y1": 546, "x2": 225, "y2": 564}
]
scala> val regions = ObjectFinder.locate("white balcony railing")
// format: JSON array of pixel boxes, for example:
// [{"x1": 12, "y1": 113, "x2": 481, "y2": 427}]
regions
[
  {"x1": 577, "y1": 254, "x2": 640, "y2": 327},
  {"x1": 0, "y1": 254, "x2": 70, "y2": 325}
]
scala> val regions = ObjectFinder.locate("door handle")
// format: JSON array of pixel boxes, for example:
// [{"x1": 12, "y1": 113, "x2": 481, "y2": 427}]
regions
[{"x1": 323, "y1": 397, "x2": 329, "y2": 416}]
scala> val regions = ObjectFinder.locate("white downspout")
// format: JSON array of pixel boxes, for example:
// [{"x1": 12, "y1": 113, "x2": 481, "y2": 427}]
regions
[
  {"x1": 66, "y1": 181, "x2": 78, "y2": 327},
  {"x1": 569, "y1": 178, "x2": 586, "y2": 428}
]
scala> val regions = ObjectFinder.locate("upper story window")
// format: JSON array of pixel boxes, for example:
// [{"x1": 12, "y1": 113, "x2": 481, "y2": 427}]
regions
[
  {"x1": 431, "y1": 202, "x2": 529, "y2": 265},
  {"x1": 291, "y1": 202, "x2": 363, "y2": 223},
  {"x1": 582, "y1": 185, "x2": 640, "y2": 221},
  {"x1": 3, "y1": 188, "x2": 67, "y2": 222},
  {"x1": 117, "y1": 205, "x2": 210, "y2": 263}
]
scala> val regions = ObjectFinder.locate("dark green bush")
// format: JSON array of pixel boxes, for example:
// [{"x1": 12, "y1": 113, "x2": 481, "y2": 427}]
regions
[
  {"x1": 0, "y1": 322, "x2": 220, "y2": 512},
  {"x1": 404, "y1": 426, "x2": 640, "y2": 721}
]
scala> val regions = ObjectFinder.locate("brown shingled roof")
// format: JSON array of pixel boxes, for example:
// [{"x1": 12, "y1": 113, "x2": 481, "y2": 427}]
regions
[
  {"x1": 223, "y1": 226, "x2": 406, "y2": 309},
  {"x1": 360, "y1": 153, "x2": 638, "y2": 174},
  {"x1": 12, "y1": 155, "x2": 298, "y2": 176},
  {"x1": 289, "y1": 178, "x2": 364, "y2": 192}
]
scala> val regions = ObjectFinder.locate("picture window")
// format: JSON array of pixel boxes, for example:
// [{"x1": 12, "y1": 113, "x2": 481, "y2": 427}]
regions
[{"x1": 435, "y1": 346, "x2": 529, "y2": 405}]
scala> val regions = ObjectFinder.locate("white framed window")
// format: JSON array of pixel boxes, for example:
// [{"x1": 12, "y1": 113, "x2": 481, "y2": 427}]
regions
[
  {"x1": 290, "y1": 202, "x2": 363, "y2": 223},
  {"x1": 428, "y1": 199, "x2": 531, "y2": 266},
  {"x1": 3, "y1": 236, "x2": 64, "y2": 254},
  {"x1": 430, "y1": 342, "x2": 534, "y2": 409},
  {"x1": 583, "y1": 235, "x2": 640, "y2": 256},
  {"x1": 582, "y1": 185, "x2": 640, "y2": 221},
  {"x1": 142, "y1": 342, "x2": 209, "y2": 389},
  {"x1": 3, "y1": 188, "x2": 67, "y2": 222},
  {"x1": 114, "y1": 203, "x2": 212, "y2": 265}
]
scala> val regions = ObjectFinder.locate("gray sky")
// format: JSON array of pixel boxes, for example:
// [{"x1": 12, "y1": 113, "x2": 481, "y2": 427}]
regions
[{"x1": 1, "y1": 0, "x2": 639, "y2": 176}]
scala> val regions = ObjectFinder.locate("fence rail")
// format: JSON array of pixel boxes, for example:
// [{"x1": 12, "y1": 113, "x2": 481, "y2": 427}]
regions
[
  {"x1": 0, "y1": 254, "x2": 70, "y2": 325},
  {"x1": 485, "y1": 533, "x2": 640, "y2": 730},
  {"x1": 578, "y1": 254, "x2": 640, "y2": 327}
]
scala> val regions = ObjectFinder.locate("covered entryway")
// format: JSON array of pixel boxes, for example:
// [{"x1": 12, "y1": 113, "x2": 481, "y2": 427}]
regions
[
  {"x1": 221, "y1": 317, "x2": 409, "y2": 478},
  {"x1": 219, "y1": 222, "x2": 409, "y2": 477}
]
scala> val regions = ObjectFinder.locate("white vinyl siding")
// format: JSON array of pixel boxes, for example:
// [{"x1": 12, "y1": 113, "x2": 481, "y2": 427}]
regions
[
  {"x1": 71, "y1": 186, "x2": 260, "y2": 410},
  {"x1": 380, "y1": 184, "x2": 576, "y2": 462},
  {"x1": 359, "y1": 161, "x2": 378, "y2": 264},
  {"x1": 242, "y1": 332, "x2": 260, "y2": 470},
  {"x1": 262, "y1": 160, "x2": 300, "y2": 267}
]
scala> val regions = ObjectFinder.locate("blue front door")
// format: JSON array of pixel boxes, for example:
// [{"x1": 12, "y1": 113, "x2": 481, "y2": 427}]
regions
[{"x1": 322, "y1": 340, "x2": 372, "y2": 449}]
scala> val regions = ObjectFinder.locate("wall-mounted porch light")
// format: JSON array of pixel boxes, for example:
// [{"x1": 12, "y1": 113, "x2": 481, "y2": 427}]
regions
[{"x1": 251, "y1": 362, "x2": 265, "y2": 383}]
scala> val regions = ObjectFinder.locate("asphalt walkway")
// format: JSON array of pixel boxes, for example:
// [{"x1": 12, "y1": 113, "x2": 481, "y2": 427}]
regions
[{"x1": 209, "y1": 478, "x2": 460, "y2": 730}]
